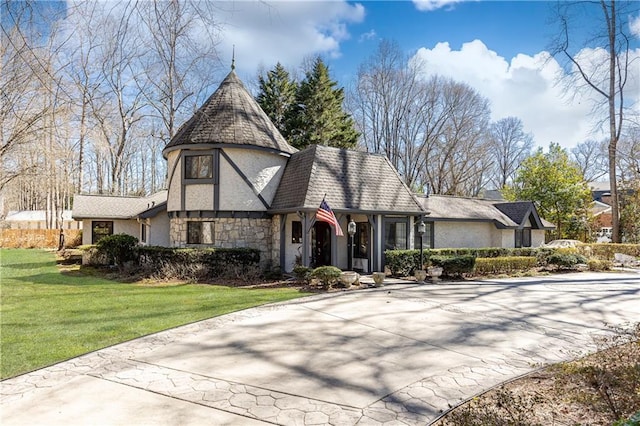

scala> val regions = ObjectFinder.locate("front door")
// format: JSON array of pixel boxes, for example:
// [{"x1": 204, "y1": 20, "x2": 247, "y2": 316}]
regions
[{"x1": 313, "y1": 222, "x2": 331, "y2": 267}]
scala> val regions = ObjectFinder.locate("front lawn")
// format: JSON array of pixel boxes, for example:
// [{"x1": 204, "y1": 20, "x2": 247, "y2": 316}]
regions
[{"x1": 0, "y1": 249, "x2": 306, "y2": 379}]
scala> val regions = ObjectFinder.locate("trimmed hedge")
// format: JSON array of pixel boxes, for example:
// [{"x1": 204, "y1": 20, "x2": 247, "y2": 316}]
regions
[
  {"x1": 96, "y1": 233, "x2": 139, "y2": 267},
  {"x1": 429, "y1": 255, "x2": 476, "y2": 277},
  {"x1": 577, "y1": 243, "x2": 640, "y2": 260},
  {"x1": 385, "y1": 247, "x2": 550, "y2": 277},
  {"x1": 474, "y1": 256, "x2": 538, "y2": 275},
  {"x1": 138, "y1": 246, "x2": 261, "y2": 280}
]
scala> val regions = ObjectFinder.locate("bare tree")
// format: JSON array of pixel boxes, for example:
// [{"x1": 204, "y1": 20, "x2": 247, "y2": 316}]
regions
[
  {"x1": 88, "y1": 1, "x2": 147, "y2": 195},
  {"x1": 0, "y1": 1, "x2": 51, "y2": 192},
  {"x1": 571, "y1": 139, "x2": 608, "y2": 182},
  {"x1": 551, "y1": 0, "x2": 639, "y2": 242},
  {"x1": 136, "y1": 0, "x2": 221, "y2": 192},
  {"x1": 488, "y1": 117, "x2": 534, "y2": 189},
  {"x1": 416, "y1": 78, "x2": 491, "y2": 196}
]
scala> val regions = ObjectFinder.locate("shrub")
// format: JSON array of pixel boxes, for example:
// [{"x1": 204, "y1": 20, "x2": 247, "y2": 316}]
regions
[
  {"x1": 577, "y1": 243, "x2": 640, "y2": 260},
  {"x1": 474, "y1": 256, "x2": 538, "y2": 275},
  {"x1": 292, "y1": 265, "x2": 312, "y2": 282},
  {"x1": 309, "y1": 266, "x2": 342, "y2": 289},
  {"x1": 430, "y1": 255, "x2": 476, "y2": 277},
  {"x1": 547, "y1": 253, "x2": 588, "y2": 269},
  {"x1": 385, "y1": 249, "x2": 424, "y2": 276},
  {"x1": 138, "y1": 246, "x2": 261, "y2": 281},
  {"x1": 587, "y1": 259, "x2": 613, "y2": 272},
  {"x1": 95, "y1": 234, "x2": 139, "y2": 267}
]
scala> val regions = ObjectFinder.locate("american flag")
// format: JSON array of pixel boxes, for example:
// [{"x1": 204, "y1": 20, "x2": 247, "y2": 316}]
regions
[{"x1": 316, "y1": 199, "x2": 344, "y2": 236}]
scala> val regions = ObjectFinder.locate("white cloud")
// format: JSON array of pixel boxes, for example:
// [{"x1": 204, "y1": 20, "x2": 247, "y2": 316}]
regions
[
  {"x1": 359, "y1": 29, "x2": 378, "y2": 43},
  {"x1": 410, "y1": 40, "x2": 640, "y2": 149},
  {"x1": 214, "y1": 1, "x2": 364, "y2": 77},
  {"x1": 630, "y1": 14, "x2": 640, "y2": 38},
  {"x1": 412, "y1": 0, "x2": 467, "y2": 12}
]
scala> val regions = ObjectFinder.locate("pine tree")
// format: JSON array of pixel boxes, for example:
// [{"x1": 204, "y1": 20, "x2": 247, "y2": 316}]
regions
[
  {"x1": 256, "y1": 63, "x2": 298, "y2": 138},
  {"x1": 287, "y1": 57, "x2": 359, "y2": 150}
]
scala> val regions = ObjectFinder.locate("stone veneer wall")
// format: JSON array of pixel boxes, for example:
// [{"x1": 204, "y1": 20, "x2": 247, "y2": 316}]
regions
[{"x1": 170, "y1": 217, "x2": 275, "y2": 270}]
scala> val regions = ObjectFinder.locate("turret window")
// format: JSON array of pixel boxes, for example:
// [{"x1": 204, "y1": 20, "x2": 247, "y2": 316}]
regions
[{"x1": 185, "y1": 155, "x2": 213, "y2": 179}]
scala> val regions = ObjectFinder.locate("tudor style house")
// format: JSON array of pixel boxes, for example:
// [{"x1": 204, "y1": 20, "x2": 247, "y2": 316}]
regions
[{"x1": 73, "y1": 69, "x2": 554, "y2": 273}]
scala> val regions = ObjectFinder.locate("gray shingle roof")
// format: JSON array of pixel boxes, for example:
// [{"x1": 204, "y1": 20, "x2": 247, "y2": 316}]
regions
[
  {"x1": 163, "y1": 70, "x2": 296, "y2": 157},
  {"x1": 72, "y1": 191, "x2": 167, "y2": 220},
  {"x1": 419, "y1": 195, "x2": 555, "y2": 229},
  {"x1": 419, "y1": 195, "x2": 519, "y2": 228},
  {"x1": 270, "y1": 145, "x2": 424, "y2": 214}
]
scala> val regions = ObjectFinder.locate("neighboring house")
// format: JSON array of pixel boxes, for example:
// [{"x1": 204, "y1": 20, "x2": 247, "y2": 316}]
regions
[
  {"x1": 418, "y1": 195, "x2": 554, "y2": 249},
  {"x1": 72, "y1": 68, "x2": 555, "y2": 273},
  {"x1": 73, "y1": 191, "x2": 168, "y2": 247},
  {"x1": 2, "y1": 210, "x2": 81, "y2": 230}
]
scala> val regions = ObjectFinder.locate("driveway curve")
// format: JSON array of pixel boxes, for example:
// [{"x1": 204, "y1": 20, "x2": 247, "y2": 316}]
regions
[{"x1": 2, "y1": 271, "x2": 639, "y2": 425}]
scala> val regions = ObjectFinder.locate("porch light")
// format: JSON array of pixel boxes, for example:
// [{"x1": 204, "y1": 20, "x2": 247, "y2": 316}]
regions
[
  {"x1": 417, "y1": 219, "x2": 426, "y2": 274},
  {"x1": 347, "y1": 220, "x2": 357, "y2": 236},
  {"x1": 348, "y1": 219, "x2": 356, "y2": 271}
]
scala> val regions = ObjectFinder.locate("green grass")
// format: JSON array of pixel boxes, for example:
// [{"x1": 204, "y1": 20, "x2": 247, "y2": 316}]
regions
[{"x1": 0, "y1": 249, "x2": 307, "y2": 379}]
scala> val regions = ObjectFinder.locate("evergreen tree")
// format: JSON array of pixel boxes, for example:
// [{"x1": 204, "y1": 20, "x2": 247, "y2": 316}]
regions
[
  {"x1": 256, "y1": 63, "x2": 297, "y2": 138},
  {"x1": 503, "y1": 143, "x2": 592, "y2": 240},
  {"x1": 287, "y1": 57, "x2": 359, "y2": 150}
]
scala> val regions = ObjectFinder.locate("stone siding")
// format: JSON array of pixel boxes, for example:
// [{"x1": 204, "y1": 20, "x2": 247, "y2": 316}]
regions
[{"x1": 170, "y1": 217, "x2": 274, "y2": 269}]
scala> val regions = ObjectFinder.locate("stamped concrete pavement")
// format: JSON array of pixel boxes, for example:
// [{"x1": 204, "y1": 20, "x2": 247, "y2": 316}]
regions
[{"x1": 2, "y1": 271, "x2": 639, "y2": 425}]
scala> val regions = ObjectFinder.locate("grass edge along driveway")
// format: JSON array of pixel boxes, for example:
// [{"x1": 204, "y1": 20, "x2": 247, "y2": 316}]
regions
[{"x1": 0, "y1": 249, "x2": 306, "y2": 379}]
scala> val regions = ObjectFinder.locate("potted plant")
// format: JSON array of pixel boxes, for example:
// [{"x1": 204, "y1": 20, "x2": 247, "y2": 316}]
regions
[
  {"x1": 372, "y1": 272, "x2": 385, "y2": 287},
  {"x1": 427, "y1": 266, "x2": 443, "y2": 282},
  {"x1": 339, "y1": 271, "x2": 359, "y2": 288},
  {"x1": 414, "y1": 269, "x2": 427, "y2": 283}
]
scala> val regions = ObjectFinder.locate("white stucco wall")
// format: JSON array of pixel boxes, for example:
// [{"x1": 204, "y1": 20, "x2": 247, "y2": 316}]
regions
[
  {"x1": 81, "y1": 219, "x2": 140, "y2": 245},
  {"x1": 166, "y1": 151, "x2": 181, "y2": 212},
  {"x1": 433, "y1": 221, "x2": 499, "y2": 249},
  {"x1": 219, "y1": 148, "x2": 286, "y2": 211},
  {"x1": 147, "y1": 214, "x2": 170, "y2": 247},
  {"x1": 531, "y1": 230, "x2": 546, "y2": 247},
  {"x1": 184, "y1": 184, "x2": 214, "y2": 211},
  {"x1": 283, "y1": 214, "x2": 304, "y2": 273}
]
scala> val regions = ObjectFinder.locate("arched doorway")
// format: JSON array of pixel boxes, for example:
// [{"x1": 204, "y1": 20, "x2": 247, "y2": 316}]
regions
[{"x1": 312, "y1": 221, "x2": 331, "y2": 267}]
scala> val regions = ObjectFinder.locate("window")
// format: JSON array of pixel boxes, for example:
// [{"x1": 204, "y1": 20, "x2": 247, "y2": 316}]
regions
[
  {"x1": 384, "y1": 219, "x2": 408, "y2": 250},
  {"x1": 91, "y1": 221, "x2": 113, "y2": 244},
  {"x1": 414, "y1": 221, "x2": 433, "y2": 249},
  {"x1": 187, "y1": 221, "x2": 215, "y2": 245},
  {"x1": 185, "y1": 155, "x2": 213, "y2": 180},
  {"x1": 354, "y1": 222, "x2": 369, "y2": 258},
  {"x1": 515, "y1": 228, "x2": 532, "y2": 248},
  {"x1": 291, "y1": 221, "x2": 302, "y2": 244},
  {"x1": 141, "y1": 223, "x2": 148, "y2": 244}
]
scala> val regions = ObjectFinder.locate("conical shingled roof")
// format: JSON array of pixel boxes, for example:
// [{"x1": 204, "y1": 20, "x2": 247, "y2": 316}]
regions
[{"x1": 163, "y1": 70, "x2": 297, "y2": 157}]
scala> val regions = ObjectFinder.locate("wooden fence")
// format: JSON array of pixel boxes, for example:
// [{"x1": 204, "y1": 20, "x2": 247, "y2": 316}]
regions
[{"x1": 0, "y1": 229, "x2": 82, "y2": 249}]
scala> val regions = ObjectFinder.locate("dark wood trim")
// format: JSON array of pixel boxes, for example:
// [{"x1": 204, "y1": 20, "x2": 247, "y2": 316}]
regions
[{"x1": 169, "y1": 211, "x2": 269, "y2": 219}]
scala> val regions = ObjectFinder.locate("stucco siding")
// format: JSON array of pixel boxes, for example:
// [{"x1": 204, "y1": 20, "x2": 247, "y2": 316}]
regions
[
  {"x1": 219, "y1": 148, "x2": 286, "y2": 211},
  {"x1": 433, "y1": 221, "x2": 496, "y2": 249},
  {"x1": 184, "y1": 184, "x2": 214, "y2": 211},
  {"x1": 531, "y1": 230, "x2": 546, "y2": 247},
  {"x1": 166, "y1": 151, "x2": 181, "y2": 212},
  {"x1": 148, "y1": 214, "x2": 170, "y2": 247}
]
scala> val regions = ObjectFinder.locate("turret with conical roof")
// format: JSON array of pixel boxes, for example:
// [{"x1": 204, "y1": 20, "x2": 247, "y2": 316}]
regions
[{"x1": 163, "y1": 70, "x2": 297, "y2": 158}]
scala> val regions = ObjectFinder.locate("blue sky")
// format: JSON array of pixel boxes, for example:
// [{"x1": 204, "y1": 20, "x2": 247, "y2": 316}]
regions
[
  {"x1": 218, "y1": 0, "x2": 639, "y2": 150},
  {"x1": 331, "y1": 1, "x2": 556, "y2": 80},
  {"x1": 7, "y1": 0, "x2": 638, "y2": 150}
]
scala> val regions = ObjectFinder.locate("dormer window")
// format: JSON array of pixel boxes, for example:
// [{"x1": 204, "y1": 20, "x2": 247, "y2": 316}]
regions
[{"x1": 185, "y1": 155, "x2": 213, "y2": 180}]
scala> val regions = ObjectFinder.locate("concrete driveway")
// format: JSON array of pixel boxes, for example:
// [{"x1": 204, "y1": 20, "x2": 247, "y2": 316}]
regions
[{"x1": 2, "y1": 271, "x2": 639, "y2": 425}]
